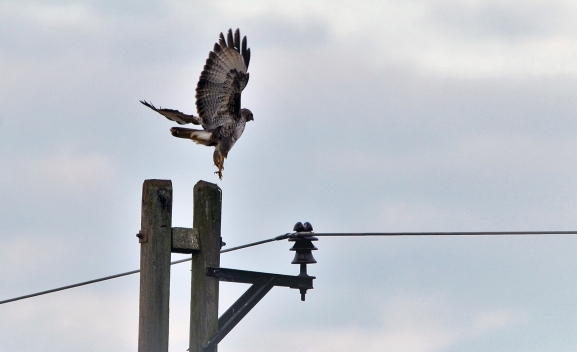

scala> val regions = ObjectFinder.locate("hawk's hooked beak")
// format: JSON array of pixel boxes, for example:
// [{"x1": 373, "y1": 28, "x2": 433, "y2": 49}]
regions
[{"x1": 241, "y1": 108, "x2": 253, "y2": 121}]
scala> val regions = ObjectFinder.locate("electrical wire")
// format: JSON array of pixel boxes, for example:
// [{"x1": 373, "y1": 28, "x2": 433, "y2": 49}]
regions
[
  {"x1": 0, "y1": 236, "x2": 284, "y2": 305},
  {"x1": 0, "y1": 268, "x2": 140, "y2": 305},
  {"x1": 0, "y1": 258, "x2": 193, "y2": 305},
  {"x1": 2, "y1": 230, "x2": 576, "y2": 305},
  {"x1": 220, "y1": 233, "x2": 289, "y2": 253},
  {"x1": 306, "y1": 230, "x2": 577, "y2": 237}
]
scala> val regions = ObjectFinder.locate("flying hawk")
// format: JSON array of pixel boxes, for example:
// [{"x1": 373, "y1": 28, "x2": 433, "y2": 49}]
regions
[{"x1": 141, "y1": 28, "x2": 253, "y2": 179}]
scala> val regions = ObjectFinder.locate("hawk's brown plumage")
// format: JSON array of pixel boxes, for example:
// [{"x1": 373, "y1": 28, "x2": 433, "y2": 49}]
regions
[{"x1": 141, "y1": 28, "x2": 253, "y2": 179}]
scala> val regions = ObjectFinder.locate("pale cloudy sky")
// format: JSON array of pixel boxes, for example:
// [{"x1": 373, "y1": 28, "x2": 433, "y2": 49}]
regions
[{"x1": 1, "y1": 1, "x2": 577, "y2": 351}]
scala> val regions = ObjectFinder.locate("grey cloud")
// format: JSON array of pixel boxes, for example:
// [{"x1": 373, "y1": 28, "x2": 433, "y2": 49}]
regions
[{"x1": 430, "y1": 0, "x2": 562, "y2": 40}]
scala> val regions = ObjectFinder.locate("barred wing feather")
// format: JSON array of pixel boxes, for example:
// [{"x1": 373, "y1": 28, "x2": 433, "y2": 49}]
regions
[
  {"x1": 196, "y1": 29, "x2": 250, "y2": 131},
  {"x1": 139, "y1": 100, "x2": 200, "y2": 125}
]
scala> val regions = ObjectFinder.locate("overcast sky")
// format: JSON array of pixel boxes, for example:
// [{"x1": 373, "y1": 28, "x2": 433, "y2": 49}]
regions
[{"x1": 1, "y1": 0, "x2": 577, "y2": 351}]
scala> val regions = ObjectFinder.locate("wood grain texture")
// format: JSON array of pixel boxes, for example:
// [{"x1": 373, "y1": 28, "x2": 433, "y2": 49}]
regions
[
  {"x1": 189, "y1": 181, "x2": 222, "y2": 352},
  {"x1": 138, "y1": 179, "x2": 172, "y2": 352},
  {"x1": 172, "y1": 227, "x2": 200, "y2": 253}
]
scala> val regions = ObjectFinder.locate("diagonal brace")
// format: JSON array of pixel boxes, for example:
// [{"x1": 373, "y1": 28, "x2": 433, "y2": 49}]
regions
[{"x1": 203, "y1": 277, "x2": 275, "y2": 351}]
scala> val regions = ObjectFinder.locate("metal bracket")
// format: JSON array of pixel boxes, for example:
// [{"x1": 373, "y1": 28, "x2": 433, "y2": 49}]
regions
[{"x1": 202, "y1": 267, "x2": 315, "y2": 351}]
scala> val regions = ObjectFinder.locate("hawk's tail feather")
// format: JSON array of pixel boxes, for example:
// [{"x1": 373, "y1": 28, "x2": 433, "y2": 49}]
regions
[{"x1": 170, "y1": 127, "x2": 214, "y2": 146}]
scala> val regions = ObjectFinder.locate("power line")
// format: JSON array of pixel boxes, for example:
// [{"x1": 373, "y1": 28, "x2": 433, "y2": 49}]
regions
[
  {"x1": 1, "y1": 236, "x2": 283, "y2": 305},
  {"x1": 220, "y1": 233, "x2": 289, "y2": 253},
  {"x1": 0, "y1": 257, "x2": 193, "y2": 305},
  {"x1": 0, "y1": 268, "x2": 139, "y2": 305},
  {"x1": 306, "y1": 231, "x2": 577, "y2": 237},
  {"x1": 2, "y1": 230, "x2": 576, "y2": 305}
]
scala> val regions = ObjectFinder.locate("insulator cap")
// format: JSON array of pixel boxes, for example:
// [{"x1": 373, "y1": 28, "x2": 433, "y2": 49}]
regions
[
  {"x1": 289, "y1": 222, "x2": 318, "y2": 265},
  {"x1": 293, "y1": 222, "x2": 314, "y2": 232},
  {"x1": 289, "y1": 221, "x2": 318, "y2": 301},
  {"x1": 293, "y1": 222, "x2": 304, "y2": 232}
]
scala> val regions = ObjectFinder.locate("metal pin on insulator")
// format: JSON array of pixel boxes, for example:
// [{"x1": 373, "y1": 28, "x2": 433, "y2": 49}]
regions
[{"x1": 290, "y1": 222, "x2": 318, "y2": 301}]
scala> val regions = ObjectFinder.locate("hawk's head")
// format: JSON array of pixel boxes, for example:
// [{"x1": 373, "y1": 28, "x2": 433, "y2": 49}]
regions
[{"x1": 240, "y1": 108, "x2": 254, "y2": 122}]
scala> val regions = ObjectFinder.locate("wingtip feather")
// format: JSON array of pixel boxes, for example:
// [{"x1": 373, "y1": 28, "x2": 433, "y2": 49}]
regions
[
  {"x1": 140, "y1": 100, "x2": 155, "y2": 109},
  {"x1": 227, "y1": 29, "x2": 234, "y2": 49},
  {"x1": 219, "y1": 33, "x2": 226, "y2": 48},
  {"x1": 234, "y1": 29, "x2": 240, "y2": 50}
]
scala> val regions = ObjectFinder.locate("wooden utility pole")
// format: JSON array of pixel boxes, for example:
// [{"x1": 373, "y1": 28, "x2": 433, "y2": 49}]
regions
[
  {"x1": 138, "y1": 179, "x2": 173, "y2": 352},
  {"x1": 189, "y1": 181, "x2": 222, "y2": 352}
]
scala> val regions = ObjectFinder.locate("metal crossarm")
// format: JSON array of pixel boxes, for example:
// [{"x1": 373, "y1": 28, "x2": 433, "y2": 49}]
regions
[
  {"x1": 203, "y1": 267, "x2": 315, "y2": 351},
  {"x1": 206, "y1": 267, "x2": 314, "y2": 289}
]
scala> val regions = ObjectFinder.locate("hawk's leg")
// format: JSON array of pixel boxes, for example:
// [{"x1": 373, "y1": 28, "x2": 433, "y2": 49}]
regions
[{"x1": 213, "y1": 151, "x2": 225, "y2": 180}]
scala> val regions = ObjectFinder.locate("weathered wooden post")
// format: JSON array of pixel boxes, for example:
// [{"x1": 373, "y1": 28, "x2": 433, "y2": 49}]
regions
[
  {"x1": 138, "y1": 179, "x2": 173, "y2": 352},
  {"x1": 189, "y1": 181, "x2": 222, "y2": 352}
]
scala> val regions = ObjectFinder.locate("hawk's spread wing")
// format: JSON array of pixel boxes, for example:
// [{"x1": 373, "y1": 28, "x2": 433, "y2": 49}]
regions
[
  {"x1": 140, "y1": 100, "x2": 200, "y2": 125},
  {"x1": 196, "y1": 29, "x2": 250, "y2": 130}
]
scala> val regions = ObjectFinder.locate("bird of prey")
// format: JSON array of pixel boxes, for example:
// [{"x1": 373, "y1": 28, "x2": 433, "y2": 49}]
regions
[{"x1": 141, "y1": 28, "x2": 253, "y2": 179}]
